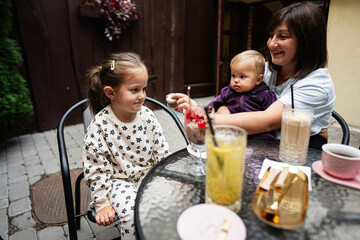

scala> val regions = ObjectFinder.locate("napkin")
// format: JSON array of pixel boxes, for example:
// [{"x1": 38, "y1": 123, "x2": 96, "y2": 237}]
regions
[{"x1": 258, "y1": 158, "x2": 312, "y2": 191}]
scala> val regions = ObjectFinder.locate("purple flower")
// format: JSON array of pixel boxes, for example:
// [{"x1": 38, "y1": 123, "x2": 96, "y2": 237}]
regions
[{"x1": 95, "y1": 0, "x2": 139, "y2": 40}]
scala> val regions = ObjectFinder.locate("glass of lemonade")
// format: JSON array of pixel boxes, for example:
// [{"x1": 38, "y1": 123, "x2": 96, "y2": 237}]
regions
[
  {"x1": 205, "y1": 125, "x2": 247, "y2": 213},
  {"x1": 279, "y1": 105, "x2": 314, "y2": 165}
]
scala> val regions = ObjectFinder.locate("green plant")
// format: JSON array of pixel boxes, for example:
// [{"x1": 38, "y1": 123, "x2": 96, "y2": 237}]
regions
[{"x1": 0, "y1": 0, "x2": 34, "y2": 144}]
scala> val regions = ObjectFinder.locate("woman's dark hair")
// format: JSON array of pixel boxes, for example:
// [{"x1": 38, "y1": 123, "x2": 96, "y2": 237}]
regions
[
  {"x1": 266, "y1": 2, "x2": 328, "y2": 79},
  {"x1": 86, "y1": 52, "x2": 147, "y2": 114}
]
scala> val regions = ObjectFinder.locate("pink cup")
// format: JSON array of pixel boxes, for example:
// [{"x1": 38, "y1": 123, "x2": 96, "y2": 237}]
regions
[{"x1": 321, "y1": 143, "x2": 360, "y2": 179}]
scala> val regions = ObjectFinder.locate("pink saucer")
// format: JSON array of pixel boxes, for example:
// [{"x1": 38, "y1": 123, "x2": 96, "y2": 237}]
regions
[
  {"x1": 312, "y1": 161, "x2": 360, "y2": 190},
  {"x1": 177, "y1": 204, "x2": 246, "y2": 240}
]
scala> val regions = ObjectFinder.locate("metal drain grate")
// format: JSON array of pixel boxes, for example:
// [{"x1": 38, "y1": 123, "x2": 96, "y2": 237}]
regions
[{"x1": 30, "y1": 169, "x2": 88, "y2": 225}]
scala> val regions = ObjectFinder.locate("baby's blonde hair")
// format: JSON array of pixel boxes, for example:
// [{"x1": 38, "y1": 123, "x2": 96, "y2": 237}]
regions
[{"x1": 230, "y1": 50, "x2": 265, "y2": 76}]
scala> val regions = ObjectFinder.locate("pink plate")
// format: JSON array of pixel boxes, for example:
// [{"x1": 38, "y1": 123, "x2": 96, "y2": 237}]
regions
[
  {"x1": 312, "y1": 160, "x2": 360, "y2": 190},
  {"x1": 177, "y1": 204, "x2": 246, "y2": 240}
]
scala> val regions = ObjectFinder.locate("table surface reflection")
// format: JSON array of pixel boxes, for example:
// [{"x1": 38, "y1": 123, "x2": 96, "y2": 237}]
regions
[{"x1": 135, "y1": 140, "x2": 360, "y2": 240}]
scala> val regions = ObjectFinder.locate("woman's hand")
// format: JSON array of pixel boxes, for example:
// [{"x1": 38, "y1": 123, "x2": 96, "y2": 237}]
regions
[
  {"x1": 166, "y1": 93, "x2": 200, "y2": 114},
  {"x1": 95, "y1": 205, "x2": 116, "y2": 226}
]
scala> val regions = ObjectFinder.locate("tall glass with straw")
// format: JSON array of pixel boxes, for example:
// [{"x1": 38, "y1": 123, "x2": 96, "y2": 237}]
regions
[
  {"x1": 204, "y1": 107, "x2": 247, "y2": 213},
  {"x1": 279, "y1": 85, "x2": 314, "y2": 165}
]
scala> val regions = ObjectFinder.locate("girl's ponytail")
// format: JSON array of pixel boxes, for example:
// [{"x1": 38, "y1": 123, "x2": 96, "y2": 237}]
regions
[{"x1": 87, "y1": 65, "x2": 110, "y2": 115}]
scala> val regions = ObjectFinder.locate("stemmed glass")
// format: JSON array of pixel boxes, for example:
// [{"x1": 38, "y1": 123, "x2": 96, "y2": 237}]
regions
[{"x1": 184, "y1": 106, "x2": 208, "y2": 177}]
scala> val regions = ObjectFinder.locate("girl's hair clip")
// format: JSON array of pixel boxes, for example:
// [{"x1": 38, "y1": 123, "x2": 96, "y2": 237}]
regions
[{"x1": 111, "y1": 60, "x2": 115, "y2": 70}]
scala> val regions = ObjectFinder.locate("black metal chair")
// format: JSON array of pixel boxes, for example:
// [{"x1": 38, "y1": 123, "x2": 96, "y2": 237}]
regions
[
  {"x1": 57, "y1": 97, "x2": 189, "y2": 240},
  {"x1": 332, "y1": 110, "x2": 350, "y2": 145}
]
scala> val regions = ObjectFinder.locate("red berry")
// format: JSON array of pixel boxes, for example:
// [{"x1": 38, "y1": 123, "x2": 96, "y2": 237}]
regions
[
  {"x1": 197, "y1": 120, "x2": 206, "y2": 129},
  {"x1": 186, "y1": 111, "x2": 192, "y2": 120}
]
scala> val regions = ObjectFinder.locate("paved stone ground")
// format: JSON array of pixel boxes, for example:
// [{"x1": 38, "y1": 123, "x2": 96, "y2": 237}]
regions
[{"x1": 0, "y1": 96, "x2": 359, "y2": 240}]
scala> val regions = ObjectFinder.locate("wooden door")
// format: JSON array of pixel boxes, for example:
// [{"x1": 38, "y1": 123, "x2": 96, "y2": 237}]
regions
[
  {"x1": 216, "y1": 0, "x2": 283, "y2": 95},
  {"x1": 183, "y1": 0, "x2": 218, "y2": 98},
  {"x1": 217, "y1": 1, "x2": 249, "y2": 93}
]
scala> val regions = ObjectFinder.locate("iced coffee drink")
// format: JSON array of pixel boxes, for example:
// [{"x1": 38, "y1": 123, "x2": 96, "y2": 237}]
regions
[{"x1": 279, "y1": 105, "x2": 313, "y2": 165}]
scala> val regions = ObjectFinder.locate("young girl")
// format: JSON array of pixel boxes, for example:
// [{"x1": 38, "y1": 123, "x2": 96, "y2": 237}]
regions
[{"x1": 83, "y1": 52, "x2": 170, "y2": 239}]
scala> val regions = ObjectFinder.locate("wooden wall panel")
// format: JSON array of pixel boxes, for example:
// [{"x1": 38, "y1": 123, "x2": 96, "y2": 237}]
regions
[
  {"x1": 14, "y1": 0, "x2": 80, "y2": 130},
  {"x1": 67, "y1": 0, "x2": 106, "y2": 99},
  {"x1": 184, "y1": 0, "x2": 217, "y2": 97}
]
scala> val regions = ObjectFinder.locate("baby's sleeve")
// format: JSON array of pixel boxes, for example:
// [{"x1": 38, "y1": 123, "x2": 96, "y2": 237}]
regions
[
  {"x1": 207, "y1": 86, "x2": 231, "y2": 111},
  {"x1": 261, "y1": 89, "x2": 278, "y2": 110}
]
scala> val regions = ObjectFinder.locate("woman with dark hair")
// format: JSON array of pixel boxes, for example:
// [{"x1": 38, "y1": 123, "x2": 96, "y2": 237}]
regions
[
  {"x1": 169, "y1": 2, "x2": 335, "y2": 150},
  {"x1": 267, "y1": 1, "x2": 328, "y2": 79}
]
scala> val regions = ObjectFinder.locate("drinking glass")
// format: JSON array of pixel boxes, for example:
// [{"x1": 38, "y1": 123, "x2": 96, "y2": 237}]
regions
[
  {"x1": 279, "y1": 105, "x2": 314, "y2": 165},
  {"x1": 205, "y1": 125, "x2": 247, "y2": 213},
  {"x1": 184, "y1": 106, "x2": 208, "y2": 176}
]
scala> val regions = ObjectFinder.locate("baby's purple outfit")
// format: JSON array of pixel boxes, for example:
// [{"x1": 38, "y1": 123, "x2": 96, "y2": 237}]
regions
[{"x1": 207, "y1": 82, "x2": 277, "y2": 141}]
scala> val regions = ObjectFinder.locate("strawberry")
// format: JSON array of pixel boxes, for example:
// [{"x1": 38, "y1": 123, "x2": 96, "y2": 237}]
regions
[
  {"x1": 185, "y1": 111, "x2": 192, "y2": 120},
  {"x1": 197, "y1": 114, "x2": 205, "y2": 120},
  {"x1": 197, "y1": 120, "x2": 206, "y2": 129}
]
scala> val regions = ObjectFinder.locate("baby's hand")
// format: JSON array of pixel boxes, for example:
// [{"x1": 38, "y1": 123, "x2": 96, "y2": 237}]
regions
[
  {"x1": 95, "y1": 205, "x2": 116, "y2": 226},
  {"x1": 217, "y1": 106, "x2": 231, "y2": 115}
]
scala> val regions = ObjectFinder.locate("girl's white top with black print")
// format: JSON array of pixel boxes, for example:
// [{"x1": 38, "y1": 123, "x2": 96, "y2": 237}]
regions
[{"x1": 83, "y1": 105, "x2": 170, "y2": 212}]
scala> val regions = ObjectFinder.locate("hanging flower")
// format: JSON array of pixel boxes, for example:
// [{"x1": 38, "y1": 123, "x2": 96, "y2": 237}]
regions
[{"x1": 95, "y1": 0, "x2": 139, "y2": 41}]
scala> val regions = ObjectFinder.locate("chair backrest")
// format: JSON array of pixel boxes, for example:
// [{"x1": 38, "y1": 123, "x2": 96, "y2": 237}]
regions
[
  {"x1": 57, "y1": 97, "x2": 188, "y2": 239},
  {"x1": 82, "y1": 106, "x2": 93, "y2": 132},
  {"x1": 331, "y1": 110, "x2": 350, "y2": 145},
  {"x1": 57, "y1": 99, "x2": 87, "y2": 240}
]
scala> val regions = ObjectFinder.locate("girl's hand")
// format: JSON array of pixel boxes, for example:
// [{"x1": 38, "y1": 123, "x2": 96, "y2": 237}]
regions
[
  {"x1": 166, "y1": 93, "x2": 200, "y2": 114},
  {"x1": 95, "y1": 205, "x2": 116, "y2": 226}
]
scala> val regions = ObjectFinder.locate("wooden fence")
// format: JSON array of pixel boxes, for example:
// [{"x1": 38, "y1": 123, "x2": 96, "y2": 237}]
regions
[{"x1": 12, "y1": 0, "x2": 217, "y2": 131}]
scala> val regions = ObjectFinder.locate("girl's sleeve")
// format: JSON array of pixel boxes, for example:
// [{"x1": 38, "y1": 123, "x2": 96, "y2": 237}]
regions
[
  {"x1": 83, "y1": 124, "x2": 114, "y2": 212},
  {"x1": 151, "y1": 116, "x2": 170, "y2": 164}
]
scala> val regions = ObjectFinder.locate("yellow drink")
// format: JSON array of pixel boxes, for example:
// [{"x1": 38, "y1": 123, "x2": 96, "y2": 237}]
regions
[{"x1": 205, "y1": 125, "x2": 247, "y2": 213}]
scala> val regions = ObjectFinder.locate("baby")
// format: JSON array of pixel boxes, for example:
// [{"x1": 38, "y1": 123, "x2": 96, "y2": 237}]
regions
[{"x1": 207, "y1": 50, "x2": 277, "y2": 140}]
